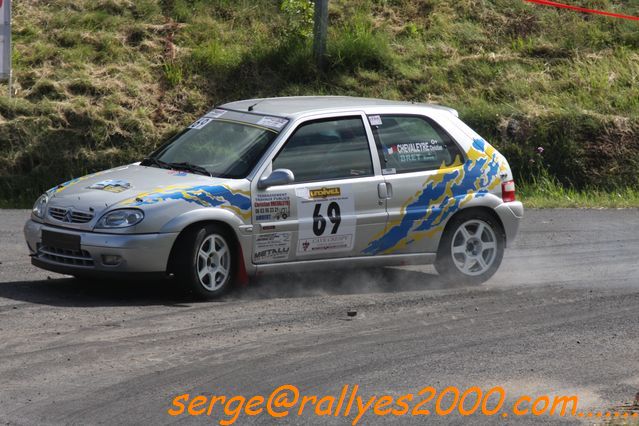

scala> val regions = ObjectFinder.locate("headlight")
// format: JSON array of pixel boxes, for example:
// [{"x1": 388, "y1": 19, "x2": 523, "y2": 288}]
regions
[
  {"x1": 95, "y1": 209, "x2": 144, "y2": 228},
  {"x1": 32, "y1": 194, "x2": 48, "y2": 218}
]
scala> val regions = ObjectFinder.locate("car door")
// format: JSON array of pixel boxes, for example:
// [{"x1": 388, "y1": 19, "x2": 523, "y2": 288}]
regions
[
  {"x1": 250, "y1": 113, "x2": 388, "y2": 264},
  {"x1": 363, "y1": 113, "x2": 467, "y2": 256}
]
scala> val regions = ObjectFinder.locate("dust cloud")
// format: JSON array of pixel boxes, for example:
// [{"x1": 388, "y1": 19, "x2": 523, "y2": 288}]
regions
[{"x1": 233, "y1": 265, "x2": 468, "y2": 301}]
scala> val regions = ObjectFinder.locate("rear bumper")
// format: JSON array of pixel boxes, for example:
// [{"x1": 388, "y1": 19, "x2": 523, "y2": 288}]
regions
[
  {"x1": 494, "y1": 201, "x2": 524, "y2": 246},
  {"x1": 24, "y1": 220, "x2": 179, "y2": 275}
]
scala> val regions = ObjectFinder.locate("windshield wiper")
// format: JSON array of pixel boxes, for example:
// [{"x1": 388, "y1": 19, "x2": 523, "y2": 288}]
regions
[
  {"x1": 142, "y1": 157, "x2": 212, "y2": 177},
  {"x1": 167, "y1": 162, "x2": 212, "y2": 177},
  {"x1": 141, "y1": 157, "x2": 171, "y2": 169}
]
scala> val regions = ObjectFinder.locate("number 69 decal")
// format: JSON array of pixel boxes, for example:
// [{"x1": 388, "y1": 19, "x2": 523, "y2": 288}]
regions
[
  {"x1": 312, "y1": 202, "x2": 341, "y2": 236},
  {"x1": 297, "y1": 186, "x2": 356, "y2": 255}
]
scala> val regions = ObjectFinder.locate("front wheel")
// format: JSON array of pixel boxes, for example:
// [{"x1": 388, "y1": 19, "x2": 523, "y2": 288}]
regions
[
  {"x1": 172, "y1": 224, "x2": 235, "y2": 299},
  {"x1": 435, "y1": 210, "x2": 505, "y2": 285}
]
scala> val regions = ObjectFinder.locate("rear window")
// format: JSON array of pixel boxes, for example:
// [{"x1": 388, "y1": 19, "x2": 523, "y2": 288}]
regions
[{"x1": 369, "y1": 115, "x2": 464, "y2": 174}]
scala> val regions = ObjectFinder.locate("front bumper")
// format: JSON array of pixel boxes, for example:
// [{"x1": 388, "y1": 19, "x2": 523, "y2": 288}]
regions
[
  {"x1": 24, "y1": 219, "x2": 179, "y2": 275},
  {"x1": 494, "y1": 201, "x2": 524, "y2": 246}
]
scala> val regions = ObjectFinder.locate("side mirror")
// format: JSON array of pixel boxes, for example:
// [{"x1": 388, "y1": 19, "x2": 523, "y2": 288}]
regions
[{"x1": 257, "y1": 169, "x2": 295, "y2": 189}]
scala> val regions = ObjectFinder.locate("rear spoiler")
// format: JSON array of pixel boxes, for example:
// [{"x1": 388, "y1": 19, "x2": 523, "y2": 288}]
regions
[
  {"x1": 443, "y1": 107, "x2": 459, "y2": 118},
  {"x1": 426, "y1": 104, "x2": 459, "y2": 118}
]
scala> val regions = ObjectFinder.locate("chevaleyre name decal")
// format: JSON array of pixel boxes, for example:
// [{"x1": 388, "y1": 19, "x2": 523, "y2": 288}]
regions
[{"x1": 387, "y1": 141, "x2": 444, "y2": 155}]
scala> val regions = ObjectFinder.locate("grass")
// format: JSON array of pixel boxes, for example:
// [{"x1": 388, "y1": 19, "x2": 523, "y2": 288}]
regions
[
  {"x1": 1, "y1": 0, "x2": 639, "y2": 205},
  {"x1": 518, "y1": 175, "x2": 639, "y2": 209}
]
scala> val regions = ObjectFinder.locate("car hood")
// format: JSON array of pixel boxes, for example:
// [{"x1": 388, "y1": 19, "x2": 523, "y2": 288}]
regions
[{"x1": 44, "y1": 164, "x2": 252, "y2": 231}]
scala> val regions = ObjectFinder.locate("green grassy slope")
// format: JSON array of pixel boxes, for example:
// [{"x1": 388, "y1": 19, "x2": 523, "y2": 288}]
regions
[{"x1": 1, "y1": 0, "x2": 638, "y2": 205}]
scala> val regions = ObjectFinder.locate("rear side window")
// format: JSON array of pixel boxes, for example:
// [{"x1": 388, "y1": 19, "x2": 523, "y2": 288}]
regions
[
  {"x1": 369, "y1": 115, "x2": 464, "y2": 173},
  {"x1": 273, "y1": 117, "x2": 373, "y2": 183}
]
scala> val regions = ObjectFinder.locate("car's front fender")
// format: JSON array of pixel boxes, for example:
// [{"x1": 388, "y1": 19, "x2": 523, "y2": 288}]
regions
[
  {"x1": 159, "y1": 207, "x2": 248, "y2": 234},
  {"x1": 159, "y1": 207, "x2": 256, "y2": 277}
]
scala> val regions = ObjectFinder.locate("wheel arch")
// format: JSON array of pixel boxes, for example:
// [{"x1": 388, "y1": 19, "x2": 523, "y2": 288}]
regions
[
  {"x1": 166, "y1": 219, "x2": 250, "y2": 286},
  {"x1": 439, "y1": 205, "x2": 507, "y2": 250}
]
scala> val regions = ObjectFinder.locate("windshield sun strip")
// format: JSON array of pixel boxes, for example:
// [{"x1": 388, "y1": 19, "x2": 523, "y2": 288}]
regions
[
  {"x1": 204, "y1": 118, "x2": 281, "y2": 133},
  {"x1": 219, "y1": 106, "x2": 290, "y2": 120}
]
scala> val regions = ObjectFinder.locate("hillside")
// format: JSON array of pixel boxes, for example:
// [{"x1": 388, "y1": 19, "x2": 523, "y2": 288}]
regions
[{"x1": 1, "y1": 0, "x2": 638, "y2": 205}]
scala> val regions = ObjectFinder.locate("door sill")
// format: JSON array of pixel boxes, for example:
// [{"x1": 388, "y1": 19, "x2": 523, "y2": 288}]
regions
[{"x1": 254, "y1": 252, "x2": 436, "y2": 275}]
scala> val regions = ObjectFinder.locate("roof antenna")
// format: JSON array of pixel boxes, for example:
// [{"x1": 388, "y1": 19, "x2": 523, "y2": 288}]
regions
[{"x1": 247, "y1": 100, "x2": 262, "y2": 112}]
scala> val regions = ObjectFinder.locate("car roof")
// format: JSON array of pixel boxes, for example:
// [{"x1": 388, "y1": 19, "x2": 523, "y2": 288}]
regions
[{"x1": 219, "y1": 96, "x2": 458, "y2": 119}]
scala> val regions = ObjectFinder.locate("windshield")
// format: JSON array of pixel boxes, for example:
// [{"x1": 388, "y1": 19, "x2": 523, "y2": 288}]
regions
[{"x1": 148, "y1": 111, "x2": 285, "y2": 179}]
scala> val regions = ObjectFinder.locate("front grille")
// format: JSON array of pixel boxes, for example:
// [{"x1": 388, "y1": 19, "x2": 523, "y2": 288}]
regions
[
  {"x1": 48, "y1": 207, "x2": 94, "y2": 223},
  {"x1": 37, "y1": 243, "x2": 94, "y2": 267},
  {"x1": 48, "y1": 207, "x2": 66, "y2": 221}
]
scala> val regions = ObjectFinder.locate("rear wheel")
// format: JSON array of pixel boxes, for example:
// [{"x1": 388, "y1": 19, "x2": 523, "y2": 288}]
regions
[
  {"x1": 172, "y1": 224, "x2": 235, "y2": 299},
  {"x1": 435, "y1": 210, "x2": 505, "y2": 285}
]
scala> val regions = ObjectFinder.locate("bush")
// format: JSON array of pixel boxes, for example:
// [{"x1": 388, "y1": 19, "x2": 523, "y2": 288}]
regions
[{"x1": 464, "y1": 111, "x2": 639, "y2": 189}]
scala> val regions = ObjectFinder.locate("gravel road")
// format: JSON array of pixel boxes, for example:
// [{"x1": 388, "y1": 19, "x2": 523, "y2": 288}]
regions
[{"x1": 0, "y1": 209, "x2": 638, "y2": 425}]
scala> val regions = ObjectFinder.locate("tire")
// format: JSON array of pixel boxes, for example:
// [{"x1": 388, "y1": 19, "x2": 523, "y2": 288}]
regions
[
  {"x1": 435, "y1": 209, "x2": 505, "y2": 285},
  {"x1": 172, "y1": 224, "x2": 235, "y2": 299}
]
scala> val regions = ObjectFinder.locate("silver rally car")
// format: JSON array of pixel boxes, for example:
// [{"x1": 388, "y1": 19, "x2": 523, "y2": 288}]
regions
[{"x1": 24, "y1": 96, "x2": 523, "y2": 298}]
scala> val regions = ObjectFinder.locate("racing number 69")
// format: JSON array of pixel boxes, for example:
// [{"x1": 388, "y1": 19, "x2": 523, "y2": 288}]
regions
[{"x1": 312, "y1": 202, "x2": 341, "y2": 236}]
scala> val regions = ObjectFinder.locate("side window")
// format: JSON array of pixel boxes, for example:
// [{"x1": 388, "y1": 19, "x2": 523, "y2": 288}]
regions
[
  {"x1": 370, "y1": 115, "x2": 464, "y2": 173},
  {"x1": 272, "y1": 117, "x2": 373, "y2": 183}
]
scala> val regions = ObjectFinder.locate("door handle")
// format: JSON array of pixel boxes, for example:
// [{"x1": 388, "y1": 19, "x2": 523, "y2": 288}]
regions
[
  {"x1": 378, "y1": 182, "x2": 392, "y2": 200},
  {"x1": 378, "y1": 182, "x2": 388, "y2": 199}
]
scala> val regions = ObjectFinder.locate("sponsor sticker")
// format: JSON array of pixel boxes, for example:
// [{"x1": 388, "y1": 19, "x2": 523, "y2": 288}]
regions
[
  {"x1": 257, "y1": 116, "x2": 288, "y2": 129},
  {"x1": 368, "y1": 115, "x2": 383, "y2": 126},
  {"x1": 297, "y1": 185, "x2": 356, "y2": 255},
  {"x1": 205, "y1": 109, "x2": 227, "y2": 119},
  {"x1": 309, "y1": 187, "x2": 341, "y2": 199},
  {"x1": 87, "y1": 179, "x2": 131, "y2": 193},
  {"x1": 254, "y1": 232, "x2": 291, "y2": 262},
  {"x1": 254, "y1": 192, "x2": 291, "y2": 222},
  {"x1": 188, "y1": 117, "x2": 213, "y2": 130},
  {"x1": 188, "y1": 109, "x2": 225, "y2": 129},
  {"x1": 299, "y1": 234, "x2": 353, "y2": 255}
]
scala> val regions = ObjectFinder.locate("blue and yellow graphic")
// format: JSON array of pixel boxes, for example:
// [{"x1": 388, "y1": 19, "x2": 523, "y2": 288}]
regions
[
  {"x1": 49, "y1": 170, "x2": 111, "y2": 194},
  {"x1": 363, "y1": 139, "x2": 504, "y2": 255},
  {"x1": 118, "y1": 184, "x2": 252, "y2": 220},
  {"x1": 88, "y1": 179, "x2": 132, "y2": 193}
]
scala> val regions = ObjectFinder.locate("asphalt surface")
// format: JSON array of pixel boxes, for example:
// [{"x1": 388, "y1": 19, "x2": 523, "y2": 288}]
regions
[{"x1": 0, "y1": 208, "x2": 638, "y2": 425}]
